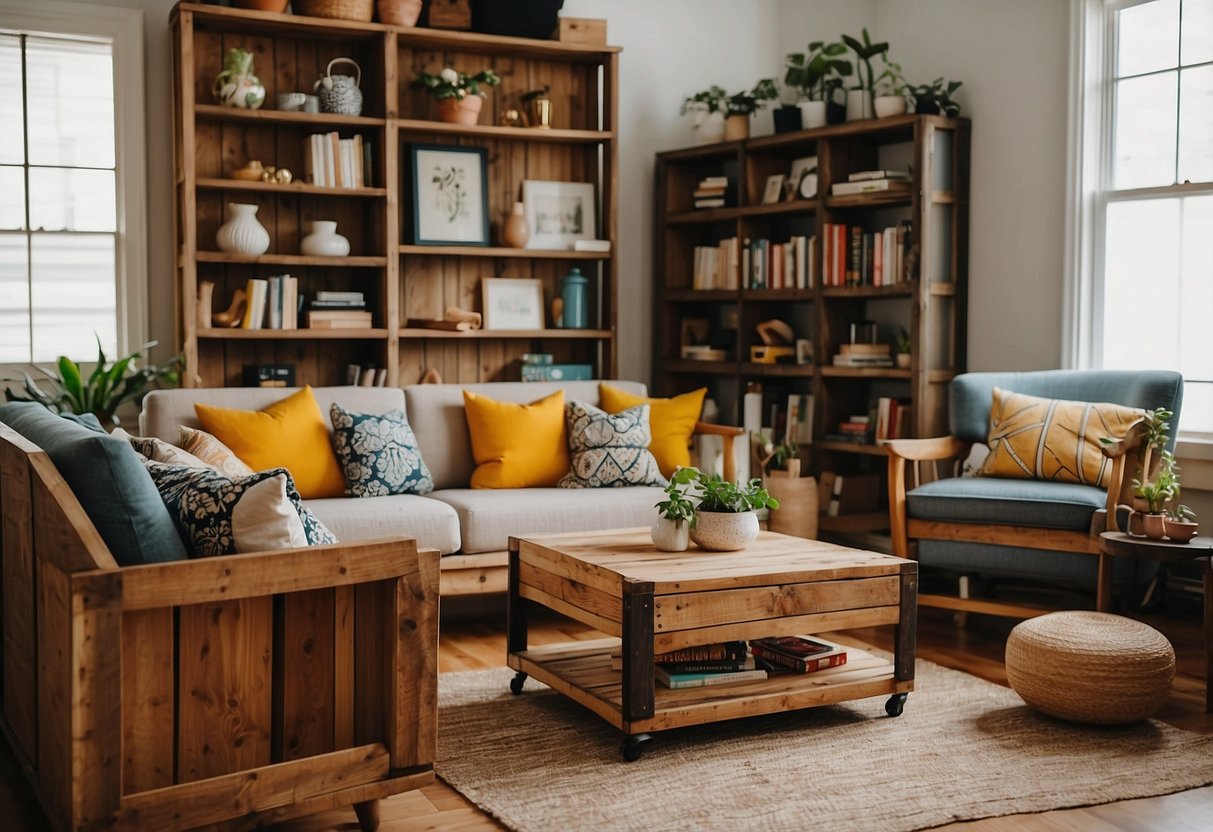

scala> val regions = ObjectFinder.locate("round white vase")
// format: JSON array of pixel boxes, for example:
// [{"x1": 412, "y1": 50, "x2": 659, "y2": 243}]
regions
[
  {"x1": 798, "y1": 99, "x2": 827, "y2": 129},
  {"x1": 651, "y1": 516, "x2": 689, "y2": 552},
  {"x1": 215, "y1": 203, "x2": 270, "y2": 255},
  {"x1": 300, "y1": 220, "x2": 350, "y2": 257},
  {"x1": 846, "y1": 89, "x2": 874, "y2": 121},
  {"x1": 874, "y1": 95, "x2": 907, "y2": 118},
  {"x1": 689, "y1": 510, "x2": 759, "y2": 552}
]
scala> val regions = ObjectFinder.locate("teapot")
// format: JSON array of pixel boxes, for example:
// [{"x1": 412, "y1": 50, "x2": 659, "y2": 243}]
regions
[{"x1": 315, "y1": 57, "x2": 363, "y2": 116}]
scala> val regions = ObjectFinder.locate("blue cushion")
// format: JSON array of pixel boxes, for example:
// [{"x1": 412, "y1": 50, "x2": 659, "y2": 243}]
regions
[
  {"x1": 906, "y1": 476, "x2": 1106, "y2": 531},
  {"x1": 918, "y1": 540, "x2": 1154, "y2": 587},
  {"x1": 329, "y1": 403, "x2": 434, "y2": 497},
  {"x1": 0, "y1": 402, "x2": 188, "y2": 566}
]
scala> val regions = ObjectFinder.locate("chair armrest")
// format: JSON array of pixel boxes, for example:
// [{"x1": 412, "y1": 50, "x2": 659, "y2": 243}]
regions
[
  {"x1": 884, "y1": 436, "x2": 968, "y2": 558},
  {"x1": 693, "y1": 422, "x2": 745, "y2": 483},
  {"x1": 881, "y1": 435, "x2": 968, "y2": 461}
]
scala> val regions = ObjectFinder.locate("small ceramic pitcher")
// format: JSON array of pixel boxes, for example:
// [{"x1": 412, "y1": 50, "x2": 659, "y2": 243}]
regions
[{"x1": 315, "y1": 57, "x2": 363, "y2": 116}]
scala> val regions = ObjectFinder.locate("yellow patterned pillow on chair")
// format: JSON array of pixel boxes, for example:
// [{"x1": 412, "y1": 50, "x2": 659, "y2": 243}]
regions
[{"x1": 979, "y1": 388, "x2": 1143, "y2": 488}]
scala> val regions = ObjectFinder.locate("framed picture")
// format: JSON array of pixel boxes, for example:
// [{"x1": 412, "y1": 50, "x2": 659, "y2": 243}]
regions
[
  {"x1": 762, "y1": 174, "x2": 785, "y2": 205},
  {"x1": 787, "y1": 155, "x2": 818, "y2": 201},
  {"x1": 523, "y1": 180, "x2": 597, "y2": 250},
  {"x1": 482, "y1": 278, "x2": 544, "y2": 330},
  {"x1": 407, "y1": 144, "x2": 489, "y2": 246},
  {"x1": 796, "y1": 338, "x2": 815, "y2": 365}
]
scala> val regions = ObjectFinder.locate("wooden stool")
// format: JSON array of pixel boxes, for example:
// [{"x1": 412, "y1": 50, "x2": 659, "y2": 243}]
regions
[{"x1": 1005, "y1": 611, "x2": 1174, "y2": 725}]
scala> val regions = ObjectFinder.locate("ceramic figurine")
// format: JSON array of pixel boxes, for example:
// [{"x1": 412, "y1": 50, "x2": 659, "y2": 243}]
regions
[{"x1": 212, "y1": 48, "x2": 265, "y2": 110}]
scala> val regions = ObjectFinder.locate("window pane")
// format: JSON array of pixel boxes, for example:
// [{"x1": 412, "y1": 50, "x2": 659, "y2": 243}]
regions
[
  {"x1": 27, "y1": 167, "x2": 115, "y2": 232},
  {"x1": 0, "y1": 233, "x2": 29, "y2": 363},
  {"x1": 1181, "y1": 0, "x2": 1213, "y2": 65},
  {"x1": 30, "y1": 233, "x2": 115, "y2": 362},
  {"x1": 0, "y1": 35, "x2": 22, "y2": 165},
  {"x1": 1114, "y1": 72, "x2": 1178, "y2": 189},
  {"x1": 1179, "y1": 382, "x2": 1213, "y2": 434},
  {"x1": 1117, "y1": 0, "x2": 1179, "y2": 77},
  {"x1": 1179, "y1": 65, "x2": 1213, "y2": 183},
  {"x1": 0, "y1": 166, "x2": 24, "y2": 230},
  {"x1": 24, "y1": 37, "x2": 114, "y2": 169},
  {"x1": 1179, "y1": 195, "x2": 1213, "y2": 392},
  {"x1": 1102, "y1": 199, "x2": 1180, "y2": 370}
]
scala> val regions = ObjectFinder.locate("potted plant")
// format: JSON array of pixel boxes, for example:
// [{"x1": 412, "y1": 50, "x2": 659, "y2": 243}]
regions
[
  {"x1": 757, "y1": 437, "x2": 818, "y2": 540},
  {"x1": 723, "y1": 78, "x2": 779, "y2": 141},
  {"x1": 652, "y1": 466, "x2": 699, "y2": 552},
  {"x1": 681, "y1": 85, "x2": 728, "y2": 144},
  {"x1": 413, "y1": 66, "x2": 500, "y2": 125},
  {"x1": 1132, "y1": 450, "x2": 1179, "y2": 540},
  {"x1": 909, "y1": 77, "x2": 962, "y2": 116},
  {"x1": 873, "y1": 57, "x2": 908, "y2": 118},
  {"x1": 893, "y1": 325, "x2": 912, "y2": 368},
  {"x1": 841, "y1": 28, "x2": 888, "y2": 121},
  {"x1": 690, "y1": 472, "x2": 780, "y2": 552},
  {"x1": 785, "y1": 41, "x2": 852, "y2": 129},
  {"x1": 1164, "y1": 503, "x2": 1199, "y2": 543}
]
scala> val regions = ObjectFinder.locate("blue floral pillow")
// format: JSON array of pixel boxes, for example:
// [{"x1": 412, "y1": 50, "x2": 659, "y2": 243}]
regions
[
  {"x1": 144, "y1": 461, "x2": 337, "y2": 557},
  {"x1": 330, "y1": 403, "x2": 434, "y2": 497},
  {"x1": 558, "y1": 401, "x2": 667, "y2": 488}
]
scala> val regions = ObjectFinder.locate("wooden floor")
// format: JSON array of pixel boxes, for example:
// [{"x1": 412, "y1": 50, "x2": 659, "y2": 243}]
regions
[{"x1": 1, "y1": 598, "x2": 1209, "y2": 831}]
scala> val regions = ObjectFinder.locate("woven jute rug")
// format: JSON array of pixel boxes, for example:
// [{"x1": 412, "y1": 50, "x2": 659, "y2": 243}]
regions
[{"x1": 436, "y1": 660, "x2": 1213, "y2": 832}]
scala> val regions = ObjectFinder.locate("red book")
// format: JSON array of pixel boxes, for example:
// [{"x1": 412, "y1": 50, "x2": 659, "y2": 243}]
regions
[{"x1": 751, "y1": 636, "x2": 848, "y2": 674}]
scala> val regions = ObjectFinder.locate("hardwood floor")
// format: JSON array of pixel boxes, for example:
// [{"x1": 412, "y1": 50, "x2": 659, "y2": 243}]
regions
[{"x1": 0, "y1": 600, "x2": 1208, "y2": 830}]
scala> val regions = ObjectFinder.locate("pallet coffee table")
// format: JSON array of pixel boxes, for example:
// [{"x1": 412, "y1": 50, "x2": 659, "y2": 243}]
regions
[{"x1": 506, "y1": 528, "x2": 918, "y2": 760}]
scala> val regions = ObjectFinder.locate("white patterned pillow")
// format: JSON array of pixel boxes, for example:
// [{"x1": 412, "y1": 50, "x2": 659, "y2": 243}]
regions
[
  {"x1": 330, "y1": 403, "x2": 434, "y2": 497},
  {"x1": 558, "y1": 401, "x2": 667, "y2": 489}
]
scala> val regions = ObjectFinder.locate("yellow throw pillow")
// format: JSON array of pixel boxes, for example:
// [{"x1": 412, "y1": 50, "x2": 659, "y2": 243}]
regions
[
  {"x1": 463, "y1": 390, "x2": 569, "y2": 488},
  {"x1": 979, "y1": 387, "x2": 1143, "y2": 488},
  {"x1": 193, "y1": 386, "x2": 346, "y2": 499},
  {"x1": 599, "y1": 384, "x2": 706, "y2": 477}
]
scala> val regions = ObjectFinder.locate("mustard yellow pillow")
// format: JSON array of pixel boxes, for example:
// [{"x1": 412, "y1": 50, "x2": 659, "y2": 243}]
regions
[
  {"x1": 979, "y1": 387, "x2": 1143, "y2": 488},
  {"x1": 599, "y1": 384, "x2": 706, "y2": 477},
  {"x1": 463, "y1": 390, "x2": 569, "y2": 488},
  {"x1": 194, "y1": 386, "x2": 346, "y2": 499}
]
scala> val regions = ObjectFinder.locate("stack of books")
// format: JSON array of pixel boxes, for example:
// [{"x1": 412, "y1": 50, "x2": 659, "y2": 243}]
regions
[
  {"x1": 305, "y1": 132, "x2": 373, "y2": 189},
  {"x1": 827, "y1": 413, "x2": 874, "y2": 444},
  {"x1": 832, "y1": 342, "x2": 893, "y2": 368},
  {"x1": 830, "y1": 169, "x2": 912, "y2": 196},
  {"x1": 307, "y1": 290, "x2": 372, "y2": 329},
  {"x1": 240, "y1": 275, "x2": 299, "y2": 330},
  {"x1": 820, "y1": 221, "x2": 912, "y2": 287},
  {"x1": 749, "y1": 636, "x2": 848, "y2": 673},
  {"x1": 692, "y1": 236, "x2": 739, "y2": 289},
  {"x1": 693, "y1": 175, "x2": 729, "y2": 209},
  {"x1": 613, "y1": 641, "x2": 768, "y2": 689},
  {"x1": 742, "y1": 235, "x2": 815, "y2": 290}
]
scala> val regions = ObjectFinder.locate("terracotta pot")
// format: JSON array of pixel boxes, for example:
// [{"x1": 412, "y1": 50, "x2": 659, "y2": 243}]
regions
[
  {"x1": 502, "y1": 201, "x2": 529, "y2": 248},
  {"x1": 1163, "y1": 518, "x2": 1199, "y2": 543},
  {"x1": 1142, "y1": 513, "x2": 1167, "y2": 540},
  {"x1": 724, "y1": 114, "x2": 750, "y2": 141},
  {"x1": 234, "y1": 0, "x2": 289, "y2": 11},
  {"x1": 690, "y1": 510, "x2": 759, "y2": 552},
  {"x1": 377, "y1": 0, "x2": 422, "y2": 25},
  {"x1": 651, "y1": 517, "x2": 689, "y2": 552},
  {"x1": 436, "y1": 95, "x2": 483, "y2": 125}
]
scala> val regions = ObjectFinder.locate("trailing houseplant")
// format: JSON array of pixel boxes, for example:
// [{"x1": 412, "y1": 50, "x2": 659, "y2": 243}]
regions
[
  {"x1": 909, "y1": 77, "x2": 962, "y2": 116},
  {"x1": 681, "y1": 85, "x2": 729, "y2": 143},
  {"x1": 414, "y1": 66, "x2": 500, "y2": 125},
  {"x1": 785, "y1": 41, "x2": 852, "y2": 128},
  {"x1": 652, "y1": 466, "x2": 700, "y2": 552},
  {"x1": 723, "y1": 78, "x2": 779, "y2": 140},
  {"x1": 841, "y1": 28, "x2": 888, "y2": 120}
]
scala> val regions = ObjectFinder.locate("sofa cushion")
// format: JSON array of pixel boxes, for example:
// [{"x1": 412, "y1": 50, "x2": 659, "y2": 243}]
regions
[
  {"x1": 304, "y1": 495, "x2": 461, "y2": 554},
  {"x1": 118, "y1": 429, "x2": 210, "y2": 468},
  {"x1": 330, "y1": 403, "x2": 434, "y2": 497},
  {"x1": 599, "y1": 384, "x2": 705, "y2": 477},
  {"x1": 559, "y1": 401, "x2": 666, "y2": 488},
  {"x1": 0, "y1": 402, "x2": 188, "y2": 566},
  {"x1": 429, "y1": 487, "x2": 666, "y2": 554},
  {"x1": 179, "y1": 426, "x2": 255, "y2": 477},
  {"x1": 907, "y1": 476, "x2": 1107, "y2": 531},
  {"x1": 464, "y1": 390, "x2": 569, "y2": 489}
]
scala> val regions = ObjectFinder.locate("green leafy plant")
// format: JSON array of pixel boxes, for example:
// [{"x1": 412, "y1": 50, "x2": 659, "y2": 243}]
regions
[
  {"x1": 893, "y1": 325, "x2": 912, "y2": 354},
  {"x1": 696, "y1": 473, "x2": 780, "y2": 513},
  {"x1": 413, "y1": 66, "x2": 500, "y2": 100},
  {"x1": 1167, "y1": 503, "x2": 1196, "y2": 523},
  {"x1": 3, "y1": 338, "x2": 183, "y2": 429},
  {"x1": 655, "y1": 466, "x2": 701, "y2": 526},
  {"x1": 1133, "y1": 450, "x2": 1179, "y2": 514},
  {"x1": 841, "y1": 28, "x2": 889, "y2": 93},
  {"x1": 874, "y1": 57, "x2": 908, "y2": 98},
  {"x1": 754, "y1": 433, "x2": 799, "y2": 475},
  {"x1": 726, "y1": 78, "x2": 779, "y2": 116},
  {"x1": 909, "y1": 77, "x2": 962, "y2": 115},
  {"x1": 681, "y1": 85, "x2": 728, "y2": 116},
  {"x1": 784, "y1": 41, "x2": 852, "y2": 102}
]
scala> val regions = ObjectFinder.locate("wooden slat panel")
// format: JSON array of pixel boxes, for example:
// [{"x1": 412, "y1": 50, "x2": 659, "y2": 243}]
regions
[
  {"x1": 0, "y1": 431, "x2": 37, "y2": 762},
  {"x1": 519, "y1": 584, "x2": 622, "y2": 637},
  {"x1": 652, "y1": 606, "x2": 901, "y2": 654},
  {"x1": 36, "y1": 561, "x2": 72, "y2": 832},
  {"x1": 386, "y1": 549, "x2": 439, "y2": 770},
  {"x1": 333, "y1": 585, "x2": 355, "y2": 749},
  {"x1": 122, "y1": 608, "x2": 175, "y2": 794},
  {"x1": 353, "y1": 581, "x2": 385, "y2": 746},
  {"x1": 439, "y1": 564, "x2": 507, "y2": 595},
  {"x1": 519, "y1": 560, "x2": 621, "y2": 622},
  {"x1": 177, "y1": 598, "x2": 273, "y2": 782},
  {"x1": 908, "y1": 519, "x2": 1100, "y2": 554},
  {"x1": 653, "y1": 576, "x2": 901, "y2": 631},
  {"x1": 274, "y1": 589, "x2": 335, "y2": 762}
]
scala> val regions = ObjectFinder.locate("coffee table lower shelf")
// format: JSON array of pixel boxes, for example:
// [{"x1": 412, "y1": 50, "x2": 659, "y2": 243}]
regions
[{"x1": 507, "y1": 637, "x2": 912, "y2": 735}]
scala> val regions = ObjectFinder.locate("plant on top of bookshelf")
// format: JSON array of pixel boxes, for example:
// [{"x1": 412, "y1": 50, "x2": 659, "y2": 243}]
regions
[
  {"x1": 909, "y1": 77, "x2": 962, "y2": 116},
  {"x1": 784, "y1": 40, "x2": 852, "y2": 128},
  {"x1": 841, "y1": 28, "x2": 888, "y2": 120},
  {"x1": 413, "y1": 66, "x2": 501, "y2": 125},
  {"x1": 873, "y1": 57, "x2": 909, "y2": 117},
  {"x1": 722, "y1": 78, "x2": 778, "y2": 141},
  {"x1": 680, "y1": 85, "x2": 729, "y2": 116}
]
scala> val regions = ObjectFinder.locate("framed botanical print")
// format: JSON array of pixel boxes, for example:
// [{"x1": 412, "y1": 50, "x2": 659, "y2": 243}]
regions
[
  {"x1": 522, "y1": 180, "x2": 597, "y2": 250},
  {"x1": 407, "y1": 144, "x2": 489, "y2": 245}
]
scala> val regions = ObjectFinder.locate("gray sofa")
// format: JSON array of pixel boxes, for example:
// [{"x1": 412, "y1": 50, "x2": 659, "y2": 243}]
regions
[{"x1": 141, "y1": 381, "x2": 667, "y2": 593}]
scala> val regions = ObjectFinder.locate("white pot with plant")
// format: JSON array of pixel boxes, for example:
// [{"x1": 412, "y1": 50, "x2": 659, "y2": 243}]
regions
[
  {"x1": 681, "y1": 86, "x2": 728, "y2": 144},
  {"x1": 413, "y1": 66, "x2": 500, "y2": 126},
  {"x1": 894, "y1": 325, "x2": 912, "y2": 368},
  {"x1": 723, "y1": 78, "x2": 778, "y2": 141},
  {"x1": 873, "y1": 57, "x2": 908, "y2": 118},
  {"x1": 842, "y1": 28, "x2": 888, "y2": 121},
  {"x1": 785, "y1": 40, "x2": 852, "y2": 129},
  {"x1": 690, "y1": 473, "x2": 780, "y2": 552},
  {"x1": 652, "y1": 467, "x2": 699, "y2": 552}
]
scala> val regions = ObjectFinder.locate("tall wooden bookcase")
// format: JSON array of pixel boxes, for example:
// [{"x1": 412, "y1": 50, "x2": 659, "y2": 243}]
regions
[
  {"x1": 171, "y1": 2, "x2": 619, "y2": 388},
  {"x1": 654, "y1": 115, "x2": 970, "y2": 535}
]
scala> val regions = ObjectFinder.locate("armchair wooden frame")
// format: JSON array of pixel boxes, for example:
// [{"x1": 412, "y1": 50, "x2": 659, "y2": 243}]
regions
[{"x1": 0, "y1": 424, "x2": 439, "y2": 831}]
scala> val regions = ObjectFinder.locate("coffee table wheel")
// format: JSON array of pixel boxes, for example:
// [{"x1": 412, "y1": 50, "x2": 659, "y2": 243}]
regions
[
  {"x1": 509, "y1": 671, "x2": 528, "y2": 695},
  {"x1": 620, "y1": 733, "x2": 651, "y2": 762},
  {"x1": 885, "y1": 693, "x2": 908, "y2": 717}
]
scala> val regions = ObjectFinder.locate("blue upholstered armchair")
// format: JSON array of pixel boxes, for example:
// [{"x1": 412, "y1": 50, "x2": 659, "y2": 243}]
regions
[{"x1": 884, "y1": 370, "x2": 1184, "y2": 618}]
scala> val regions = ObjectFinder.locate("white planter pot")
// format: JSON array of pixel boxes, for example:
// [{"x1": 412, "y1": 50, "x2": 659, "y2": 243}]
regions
[
  {"x1": 798, "y1": 99, "x2": 827, "y2": 129},
  {"x1": 300, "y1": 220, "x2": 350, "y2": 257},
  {"x1": 846, "y1": 89, "x2": 873, "y2": 122},
  {"x1": 215, "y1": 203, "x2": 270, "y2": 255},
  {"x1": 690, "y1": 510, "x2": 760, "y2": 552},
  {"x1": 874, "y1": 95, "x2": 907, "y2": 118},
  {"x1": 651, "y1": 516, "x2": 689, "y2": 552},
  {"x1": 693, "y1": 110, "x2": 726, "y2": 145}
]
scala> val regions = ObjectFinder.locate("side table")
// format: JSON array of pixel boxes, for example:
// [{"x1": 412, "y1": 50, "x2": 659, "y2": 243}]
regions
[{"x1": 1097, "y1": 531, "x2": 1212, "y2": 713}]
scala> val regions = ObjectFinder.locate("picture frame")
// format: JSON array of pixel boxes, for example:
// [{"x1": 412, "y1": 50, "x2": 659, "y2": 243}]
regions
[
  {"x1": 796, "y1": 338, "x2": 814, "y2": 365},
  {"x1": 481, "y1": 277, "x2": 544, "y2": 330},
  {"x1": 787, "y1": 155, "x2": 818, "y2": 201},
  {"x1": 523, "y1": 180, "x2": 597, "y2": 249},
  {"x1": 762, "y1": 174, "x2": 786, "y2": 205},
  {"x1": 407, "y1": 144, "x2": 489, "y2": 246}
]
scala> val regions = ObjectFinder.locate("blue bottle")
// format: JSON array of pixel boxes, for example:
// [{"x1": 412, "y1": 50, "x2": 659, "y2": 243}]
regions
[{"x1": 559, "y1": 267, "x2": 589, "y2": 329}]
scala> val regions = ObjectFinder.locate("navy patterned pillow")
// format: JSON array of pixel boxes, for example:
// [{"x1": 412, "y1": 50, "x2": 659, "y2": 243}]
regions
[
  {"x1": 144, "y1": 461, "x2": 337, "y2": 557},
  {"x1": 558, "y1": 401, "x2": 667, "y2": 488},
  {"x1": 330, "y1": 403, "x2": 434, "y2": 497}
]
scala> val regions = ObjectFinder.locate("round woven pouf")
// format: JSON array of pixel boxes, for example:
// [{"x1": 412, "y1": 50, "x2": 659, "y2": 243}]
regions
[{"x1": 1005, "y1": 611, "x2": 1175, "y2": 725}]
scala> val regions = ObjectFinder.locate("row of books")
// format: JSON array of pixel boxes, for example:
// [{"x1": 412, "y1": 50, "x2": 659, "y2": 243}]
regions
[
  {"x1": 746, "y1": 235, "x2": 814, "y2": 290},
  {"x1": 693, "y1": 175, "x2": 729, "y2": 209},
  {"x1": 824, "y1": 396, "x2": 913, "y2": 445},
  {"x1": 241, "y1": 276, "x2": 299, "y2": 330},
  {"x1": 821, "y1": 221, "x2": 912, "y2": 287},
  {"x1": 691, "y1": 237, "x2": 740, "y2": 290},
  {"x1": 304, "y1": 132, "x2": 373, "y2": 189},
  {"x1": 831, "y1": 341, "x2": 893, "y2": 368},
  {"x1": 345, "y1": 363, "x2": 388, "y2": 387},
  {"x1": 612, "y1": 637, "x2": 848, "y2": 689},
  {"x1": 744, "y1": 387, "x2": 814, "y2": 448}
]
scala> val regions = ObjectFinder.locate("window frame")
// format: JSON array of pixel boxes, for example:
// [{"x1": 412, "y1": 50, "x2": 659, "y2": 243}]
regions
[{"x1": 0, "y1": 0, "x2": 147, "y2": 364}]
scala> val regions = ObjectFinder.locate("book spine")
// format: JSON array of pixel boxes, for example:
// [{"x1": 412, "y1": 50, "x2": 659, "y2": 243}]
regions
[
  {"x1": 657, "y1": 660, "x2": 755, "y2": 674},
  {"x1": 753, "y1": 646, "x2": 847, "y2": 673}
]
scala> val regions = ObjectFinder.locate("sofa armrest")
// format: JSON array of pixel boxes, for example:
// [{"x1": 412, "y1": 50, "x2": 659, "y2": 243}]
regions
[
  {"x1": 694, "y1": 421, "x2": 745, "y2": 482},
  {"x1": 1099, "y1": 418, "x2": 1148, "y2": 531},
  {"x1": 884, "y1": 436, "x2": 970, "y2": 557}
]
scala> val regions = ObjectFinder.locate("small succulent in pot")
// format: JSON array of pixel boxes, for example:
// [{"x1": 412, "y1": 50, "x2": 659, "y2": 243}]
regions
[{"x1": 652, "y1": 466, "x2": 700, "y2": 552}]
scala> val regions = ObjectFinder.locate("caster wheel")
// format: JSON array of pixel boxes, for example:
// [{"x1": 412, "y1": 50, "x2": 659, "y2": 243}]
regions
[
  {"x1": 885, "y1": 693, "x2": 907, "y2": 717},
  {"x1": 509, "y1": 672, "x2": 527, "y2": 695},
  {"x1": 620, "y1": 733, "x2": 651, "y2": 762}
]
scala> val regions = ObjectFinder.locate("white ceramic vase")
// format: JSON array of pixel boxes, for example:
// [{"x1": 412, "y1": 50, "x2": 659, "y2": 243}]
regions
[
  {"x1": 798, "y1": 99, "x2": 827, "y2": 129},
  {"x1": 690, "y1": 510, "x2": 760, "y2": 552},
  {"x1": 215, "y1": 203, "x2": 270, "y2": 255},
  {"x1": 846, "y1": 89, "x2": 874, "y2": 121},
  {"x1": 651, "y1": 516, "x2": 690, "y2": 552},
  {"x1": 693, "y1": 109, "x2": 726, "y2": 144},
  {"x1": 300, "y1": 220, "x2": 350, "y2": 257},
  {"x1": 874, "y1": 95, "x2": 907, "y2": 118}
]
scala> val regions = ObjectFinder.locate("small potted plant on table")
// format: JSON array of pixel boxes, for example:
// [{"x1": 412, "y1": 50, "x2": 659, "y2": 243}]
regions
[
  {"x1": 1133, "y1": 450, "x2": 1179, "y2": 540},
  {"x1": 691, "y1": 472, "x2": 780, "y2": 551},
  {"x1": 652, "y1": 467, "x2": 699, "y2": 552},
  {"x1": 1164, "y1": 503, "x2": 1199, "y2": 543},
  {"x1": 414, "y1": 66, "x2": 500, "y2": 125}
]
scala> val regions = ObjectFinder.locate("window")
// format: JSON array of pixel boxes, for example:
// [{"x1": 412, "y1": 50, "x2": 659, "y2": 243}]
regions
[
  {"x1": 1068, "y1": 0, "x2": 1213, "y2": 436},
  {"x1": 0, "y1": 2, "x2": 145, "y2": 366}
]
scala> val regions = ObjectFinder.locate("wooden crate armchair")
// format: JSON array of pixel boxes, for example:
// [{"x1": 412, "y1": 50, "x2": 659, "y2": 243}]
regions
[
  {"x1": 884, "y1": 370, "x2": 1184, "y2": 619},
  {"x1": 0, "y1": 423, "x2": 439, "y2": 832}
]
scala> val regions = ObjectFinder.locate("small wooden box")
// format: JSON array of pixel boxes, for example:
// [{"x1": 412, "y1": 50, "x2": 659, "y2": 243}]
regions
[
  {"x1": 556, "y1": 17, "x2": 607, "y2": 46},
  {"x1": 428, "y1": 0, "x2": 472, "y2": 30}
]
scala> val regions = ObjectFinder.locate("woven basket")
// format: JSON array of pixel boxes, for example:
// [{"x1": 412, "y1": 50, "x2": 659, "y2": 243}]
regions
[
  {"x1": 294, "y1": 0, "x2": 374, "y2": 22},
  {"x1": 1005, "y1": 611, "x2": 1174, "y2": 725}
]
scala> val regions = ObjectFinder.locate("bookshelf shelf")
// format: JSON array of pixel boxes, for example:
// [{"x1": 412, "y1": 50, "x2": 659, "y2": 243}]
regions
[
  {"x1": 661, "y1": 359, "x2": 738, "y2": 376},
  {"x1": 739, "y1": 363, "x2": 815, "y2": 378},
  {"x1": 398, "y1": 328, "x2": 611, "y2": 340},
  {"x1": 195, "y1": 178, "x2": 386, "y2": 198},
  {"x1": 195, "y1": 252, "x2": 387, "y2": 267},
  {"x1": 820, "y1": 284, "x2": 915, "y2": 299},
  {"x1": 193, "y1": 104, "x2": 386, "y2": 128},
  {"x1": 666, "y1": 207, "x2": 743, "y2": 225},
  {"x1": 398, "y1": 244, "x2": 609, "y2": 260},
  {"x1": 824, "y1": 192, "x2": 914, "y2": 209},
  {"x1": 198, "y1": 328, "x2": 389, "y2": 340},
  {"x1": 819, "y1": 366, "x2": 913, "y2": 379},
  {"x1": 743, "y1": 288, "x2": 814, "y2": 301},
  {"x1": 817, "y1": 441, "x2": 889, "y2": 457},
  {"x1": 396, "y1": 119, "x2": 612, "y2": 144},
  {"x1": 738, "y1": 199, "x2": 816, "y2": 218},
  {"x1": 664, "y1": 289, "x2": 738, "y2": 302}
]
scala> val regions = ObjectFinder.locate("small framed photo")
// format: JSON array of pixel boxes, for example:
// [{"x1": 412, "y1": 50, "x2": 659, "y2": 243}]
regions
[
  {"x1": 407, "y1": 144, "x2": 489, "y2": 246},
  {"x1": 523, "y1": 180, "x2": 597, "y2": 250},
  {"x1": 762, "y1": 174, "x2": 786, "y2": 205},
  {"x1": 796, "y1": 338, "x2": 815, "y2": 365},
  {"x1": 482, "y1": 278, "x2": 544, "y2": 330},
  {"x1": 788, "y1": 155, "x2": 818, "y2": 200}
]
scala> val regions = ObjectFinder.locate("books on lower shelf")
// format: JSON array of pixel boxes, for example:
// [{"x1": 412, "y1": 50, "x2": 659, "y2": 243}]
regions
[
  {"x1": 306, "y1": 290, "x2": 371, "y2": 329},
  {"x1": 305, "y1": 132, "x2": 372, "y2": 189},
  {"x1": 743, "y1": 235, "x2": 815, "y2": 290},
  {"x1": 749, "y1": 636, "x2": 848, "y2": 673},
  {"x1": 821, "y1": 221, "x2": 912, "y2": 287},
  {"x1": 831, "y1": 178, "x2": 913, "y2": 196},
  {"x1": 654, "y1": 666, "x2": 768, "y2": 689},
  {"x1": 692, "y1": 237, "x2": 739, "y2": 290},
  {"x1": 608, "y1": 637, "x2": 850, "y2": 688},
  {"x1": 240, "y1": 275, "x2": 299, "y2": 330},
  {"x1": 693, "y1": 175, "x2": 730, "y2": 209},
  {"x1": 345, "y1": 363, "x2": 386, "y2": 387}
]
